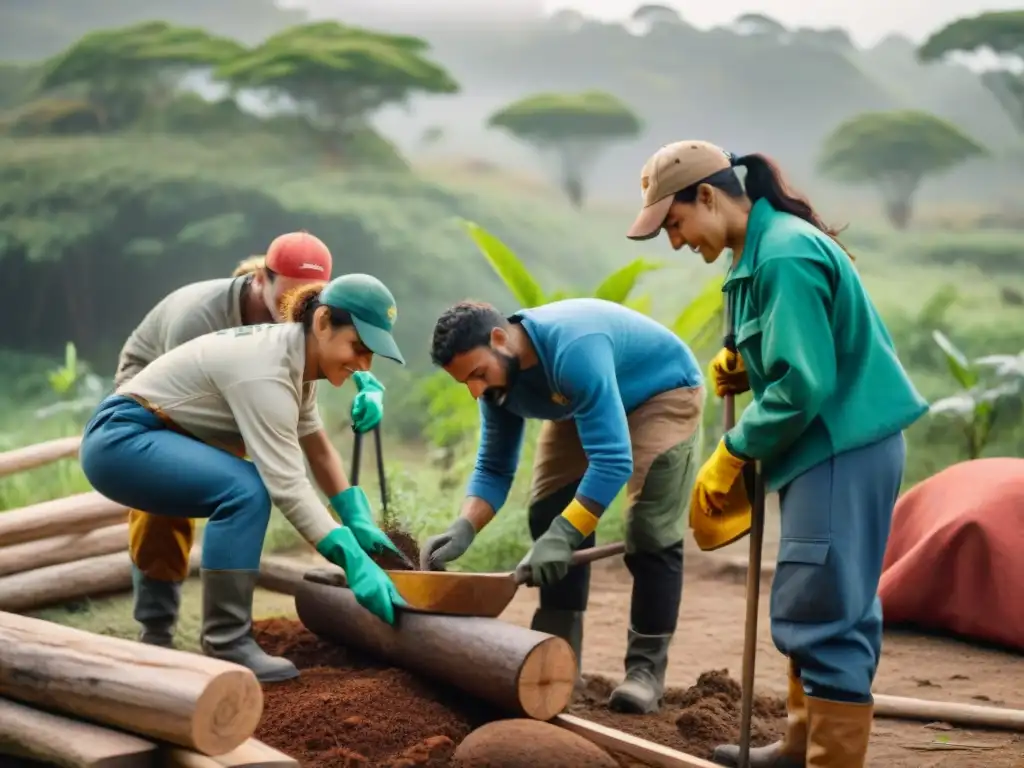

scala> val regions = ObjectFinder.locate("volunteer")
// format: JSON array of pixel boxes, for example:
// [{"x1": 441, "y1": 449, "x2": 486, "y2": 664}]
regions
[
  {"x1": 626, "y1": 140, "x2": 928, "y2": 767},
  {"x1": 422, "y1": 298, "x2": 705, "y2": 714},
  {"x1": 81, "y1": 274, "x2": 407, "y2": 682},
  {"x1": 112, "y1": 232, "x2": 390, "y2": 654}
]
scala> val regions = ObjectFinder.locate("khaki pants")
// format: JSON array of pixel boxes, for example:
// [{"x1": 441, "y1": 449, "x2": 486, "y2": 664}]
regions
[{"x1": 528, "y1": 385, "x2": 704, "y2": 633}]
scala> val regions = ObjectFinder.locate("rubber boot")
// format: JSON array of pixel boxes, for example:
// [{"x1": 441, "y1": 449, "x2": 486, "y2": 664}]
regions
[
  {"x1": 131, "y1": 564, "x2": 182, "y2": 648},
  {"x1": 530, "y1": 607, "x2": 584, "y2": 675},
  {"x1": 805, "y1": 696, "x2": 873, "y2": 768},
  {"x1": 712, "y1": 661, "x2": 807, "y2": 767},
  {"x1": 200, "y1": 569, "x2": 299, "y2": 683},
  {"x1": 608, "y1": 629, "x2": 672, "y2": 714}
]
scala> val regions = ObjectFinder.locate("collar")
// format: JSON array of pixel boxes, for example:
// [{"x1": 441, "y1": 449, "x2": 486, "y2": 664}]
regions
[{"x1": 722, "y1": 197, "x2": 773, "y2": 289}]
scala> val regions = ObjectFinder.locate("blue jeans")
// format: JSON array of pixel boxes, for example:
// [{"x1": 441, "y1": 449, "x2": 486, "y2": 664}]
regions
[
  {"x1": 770, "y1": 431, "x2": 905, "y2": 702},
  {"x1": 80, "y1": 395, "x2": 271, "y2": 571}
]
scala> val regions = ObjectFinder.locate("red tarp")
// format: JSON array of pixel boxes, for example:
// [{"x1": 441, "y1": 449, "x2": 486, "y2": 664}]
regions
[{"x1": 879, "y1": 458, "x2": 1024, "y2": 651}]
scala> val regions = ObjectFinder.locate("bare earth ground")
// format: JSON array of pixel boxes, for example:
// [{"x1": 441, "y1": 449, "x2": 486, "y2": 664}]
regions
[{"x1": 33, "y1": 494, "x2": 1024, "y2": 766}]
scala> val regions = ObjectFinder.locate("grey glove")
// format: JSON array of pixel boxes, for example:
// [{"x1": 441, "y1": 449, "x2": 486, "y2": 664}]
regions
[{"x1": 420, "y1": 517, "x2": 476, "y2": 571}]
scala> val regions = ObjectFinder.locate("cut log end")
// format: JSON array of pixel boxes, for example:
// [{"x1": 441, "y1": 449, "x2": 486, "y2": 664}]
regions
[
  {"x1": 516, "y1": 636, "x2": 577, "y2": 721},
  {"x1": 192, "y1": 670, "x2": 265, "y2": 756}
]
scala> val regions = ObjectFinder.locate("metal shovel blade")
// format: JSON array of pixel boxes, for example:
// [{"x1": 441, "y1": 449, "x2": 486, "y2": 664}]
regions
[{"x1": 384, "y1": 569, "x2": 520, "y2": 618}]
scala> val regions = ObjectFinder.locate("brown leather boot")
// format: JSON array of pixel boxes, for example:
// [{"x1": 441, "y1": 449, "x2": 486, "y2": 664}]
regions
[
  {"x1": 711, "y1": 661, "x2": 807, "y2": 767},
  {"x1": 805, "y1": 696, "x2": 873, "y2": 768}
]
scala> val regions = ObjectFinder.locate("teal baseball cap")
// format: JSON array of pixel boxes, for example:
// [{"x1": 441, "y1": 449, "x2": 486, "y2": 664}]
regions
[{"x1": 319, "y1": 274, "x2": 405, "y2": 365}]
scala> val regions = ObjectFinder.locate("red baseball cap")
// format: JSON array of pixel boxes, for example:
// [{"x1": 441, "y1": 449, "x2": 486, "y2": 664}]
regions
[{"x1": 265, "y1": 232, "x2": 333, "y2": 279}]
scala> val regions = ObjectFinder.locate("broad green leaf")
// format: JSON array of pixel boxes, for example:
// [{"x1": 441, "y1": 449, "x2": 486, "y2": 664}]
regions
[
  {"x1": 671, "y1": 275, "x2": 725, "y2": 345},
  {"x1": 932, "y1": 330, "x2": 977, "y2": 388},
  {"x1": 459, "y1": 220, "x2": 546, "y2": 308},
  {"x1": 624, "y1": 293, "x2": 653, "y2": 316},
  {"x1": 928, "y1": 394, "x2": 975, "y2": 417},
  {"x1": 592, "y1": 258, "x2": 664, "y2": 304}
]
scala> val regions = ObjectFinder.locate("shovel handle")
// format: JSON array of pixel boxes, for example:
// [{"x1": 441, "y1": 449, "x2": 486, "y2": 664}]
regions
[{"x1": 570, "y1": 540, "x2": 626, "y2": 566}]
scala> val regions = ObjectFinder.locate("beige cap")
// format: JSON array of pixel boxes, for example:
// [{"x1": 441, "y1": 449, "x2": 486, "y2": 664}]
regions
[{"x1": 626, "y1": 140, "x2": 734, "y2": 240}]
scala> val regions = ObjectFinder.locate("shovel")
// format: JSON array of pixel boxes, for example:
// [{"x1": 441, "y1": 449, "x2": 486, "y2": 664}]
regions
[{"x1": 309, "y1": 541, "x2": 627, "y2": 617}]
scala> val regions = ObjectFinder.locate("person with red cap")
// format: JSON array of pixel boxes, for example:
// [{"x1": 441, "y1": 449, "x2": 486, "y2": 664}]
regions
[{"x1": 112, "y1": 231, "x2": 394, "y2": 655}]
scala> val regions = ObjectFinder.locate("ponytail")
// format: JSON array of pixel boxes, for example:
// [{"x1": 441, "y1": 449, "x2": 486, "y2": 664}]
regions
[
  {"x1": 232, "y1": 256, "x2": 266, "y2": 277},
  {"x1": 279, "y1": 281, "x2": 354, "y2": 331},
  {"x1": 280, "y1": 283, "x2": 327, "y2": 326},
  {"x1": 732, "y1": 153, "x2": 853, "y2": 259}
]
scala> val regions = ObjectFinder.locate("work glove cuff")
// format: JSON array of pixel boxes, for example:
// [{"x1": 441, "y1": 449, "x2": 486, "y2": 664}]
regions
[
  {"x1": 315, "y1": 526, "x2": 359, "y2": 567},
  {"x1": 549, "y1": 514, "x2": 587, "y2": 549},
  {"x1": 329, "y1": 486, "x2": 371, "y2": 525},
  {"x1": 448, "y1": 516, "x2": 477, "y2": 545}
]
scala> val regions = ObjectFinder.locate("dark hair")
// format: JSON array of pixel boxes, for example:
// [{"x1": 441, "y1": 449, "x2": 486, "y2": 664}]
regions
[
  {"x1": 675, "y1": 153, "x2": 852, "y2": 258},
  {"x1": 280, "y1": 283, "x2": 352, "y2": 329},
  {"x1": 431, "y1": 300, "x2": 508, "y2": 367}
]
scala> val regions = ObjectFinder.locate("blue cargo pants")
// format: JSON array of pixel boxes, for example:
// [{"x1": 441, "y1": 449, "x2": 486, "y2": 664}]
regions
[{"x1": 770, "y1": 431, "x2": 905, "y2": 703}]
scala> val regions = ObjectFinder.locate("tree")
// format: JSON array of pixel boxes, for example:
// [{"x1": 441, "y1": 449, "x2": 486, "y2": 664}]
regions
[
  {"x1": 213, "y1": 22, "x2": 458, "y2": 156},
  {"x1": 37, "y1": 21, "x2": 244, "y2": 131},
  {"x1": 732, "y1": 14, "x2": 787, "y2": 40},
  {"x1": 918, "y1": 12, "x2": 1024, "y2": 133},
  {"x1": 816, "y1": 110, "x2": 986, "y2": 228},
  {"x1": 631, "y1": 5, "x2": 686, "y2": 35},
  {"x1": 487, "y1": 91, "x2": 642, "y2": 208}
]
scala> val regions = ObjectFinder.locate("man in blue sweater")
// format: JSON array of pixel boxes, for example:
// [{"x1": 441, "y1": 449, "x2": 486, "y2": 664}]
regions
[{"x1": 423, "y1": 298, "x2": 705, "y2": 714}]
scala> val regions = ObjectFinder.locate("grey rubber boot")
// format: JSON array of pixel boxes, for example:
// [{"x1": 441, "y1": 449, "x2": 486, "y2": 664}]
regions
[
  {"x1": 200, "y1": 569, "x2": 299, "y2": 683},
  {"x1": 131, "y1": 564, "x2": 182, "y2": 648},
  {"x1": 530, "y1": 607, "x2": 584, "y2": 675},
  {"x1": 608, "y1": 629, "x2": 672, "y2": 714}
]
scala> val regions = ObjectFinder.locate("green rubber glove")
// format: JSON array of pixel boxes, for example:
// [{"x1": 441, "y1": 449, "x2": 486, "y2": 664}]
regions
[
  {"x1": 315, "y1": 527, "x2": 405, "y2": 625},
  {"x1": 329, "y1": 487, "x2": 403, "y2": 559},
  {"x1": 350, "y1": 371, "x2": 385, "y2": 433},
  {"x1": 514, "y1": 516, "x2": 586, "y2": 587}
]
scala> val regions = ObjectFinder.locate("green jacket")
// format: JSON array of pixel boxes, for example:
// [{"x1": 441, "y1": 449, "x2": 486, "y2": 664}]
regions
[{"x1": 723, "y1": 198, "x2": 928, "y2": 492}]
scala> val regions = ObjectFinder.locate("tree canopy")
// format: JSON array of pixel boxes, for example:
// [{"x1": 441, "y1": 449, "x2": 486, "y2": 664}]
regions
[
  {"x1": 214, "y1": 21, "x2": 459, "y2": 136},
  {"x1": 817, "y1": 110, "x2": 987, "y2": 228},
  {"x1": 488, "y1": 91, "x2": 642, "y2": 207},
  {"x1": 37, "y1": 21, "x2": 244, "y2": 129},
  {"x1": 918, "y1": 12, "x2": 1024, "y2": 133}
]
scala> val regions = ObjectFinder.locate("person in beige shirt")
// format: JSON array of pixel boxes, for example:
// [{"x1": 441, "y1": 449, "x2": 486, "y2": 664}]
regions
[
  {"x1": 80, "y1": 273, "x2": 407, "y2": 682},
  {"x1": 113, "y1": 232, "x2": 392, "y2": 663}
]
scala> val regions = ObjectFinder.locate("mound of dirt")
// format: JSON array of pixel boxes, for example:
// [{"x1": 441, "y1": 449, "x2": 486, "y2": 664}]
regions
[
  {"x1": 453, "y1": 719, "x2": 618, "y2": 767},
  {"x1": 253, "y1": 620, "x2": 786, "y2": 766},
  {"x1": 570, "y1": 670, "x2": 786, "y2": 759}
]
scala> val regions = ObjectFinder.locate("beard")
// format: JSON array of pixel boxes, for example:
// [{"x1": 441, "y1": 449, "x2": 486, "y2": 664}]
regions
[{"x1": 482, "y1": 351, "x2": 521, "y2": 406}]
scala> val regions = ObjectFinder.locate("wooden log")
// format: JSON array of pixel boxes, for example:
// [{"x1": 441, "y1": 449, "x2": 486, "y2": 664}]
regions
[
  {"x1": 0, "y1": 611, "x2": 263, "y2": 755},
  {"x1": 163, "y1": 740, "x2": 297, "y2": 768},
  {"x1": 0, "y1": 697, "x2": 158, "y2": 768},
  {"x1": 874, "y1": 693, "x2": 1024, "y2": 732},
  {"x1": 0, "y1": 523, "x2": 129, "y2": 577},
  {"x1": 553, "y1": 714, "x2": 719, "y2": 768},
  {"x1": 0, "y1": 492, "x2": 127, "y2": 548},
  {"x1": 255, "y1": 557, "x2": 345, "y2": 596},
  {"x1": 0, "y1": 548, "x2": 201, "y2": 613},
  {"x1": 0, "y1": 436, "x2": 81, "y2": 479},
  {"x1": 295, "y1": 577, "x2": 576, "y2": 721}
]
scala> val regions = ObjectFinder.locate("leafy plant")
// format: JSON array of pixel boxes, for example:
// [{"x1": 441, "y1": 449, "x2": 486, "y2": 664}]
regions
[{"x1": 928, "y1": 330, "x2": 1024, "y2": 459}]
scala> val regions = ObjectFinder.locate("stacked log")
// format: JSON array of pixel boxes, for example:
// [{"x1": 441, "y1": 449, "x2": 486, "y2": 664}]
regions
[{"x1": 0, "y1": 611, "x2": 295, "y2": 767}]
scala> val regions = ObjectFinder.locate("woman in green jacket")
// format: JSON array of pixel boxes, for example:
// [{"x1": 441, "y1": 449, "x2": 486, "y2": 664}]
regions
[{"x1": 626, "y1": 141, "x2": 928, "y2": 768}]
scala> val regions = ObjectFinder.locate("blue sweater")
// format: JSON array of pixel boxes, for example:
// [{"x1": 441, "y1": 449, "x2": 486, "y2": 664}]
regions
[{"x1": 465, "y1": 298, "x2": 703, "y2": 513}]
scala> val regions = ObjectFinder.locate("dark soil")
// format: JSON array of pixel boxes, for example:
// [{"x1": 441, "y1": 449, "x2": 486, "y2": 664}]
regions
[
  {"x1": 252, "y1": 619, "x2": 786, "y2": 767},
  {"x1": 369, "y1": 525, "x2": 421, "y2": 571}
]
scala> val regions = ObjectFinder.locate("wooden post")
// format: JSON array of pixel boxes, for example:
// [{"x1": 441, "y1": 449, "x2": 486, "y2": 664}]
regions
[
  {"x1": 163, "y1": 740, "x2": 297, "y2": 768},
  {"x1": 0, "y1": 436, "x2": 81, "y2": 479},
  {"x1": 873, "y1": 693, "x2": 1024, "y2": 732},
  {"x1": 0, "y1": 492, "x2": 126, "y2": 548},
  {"x1": 0, "y1": 696, "x2": 158, "y2": 768},
  {"x1": 0, "y1": 611, "x2": 263, "y2": 755},
  {"x1": 296, "y1": 577, "x2": 576, "y2": 721},
  {"x1": 0, "y1": 523, "x2": 129, "y2": 577}
]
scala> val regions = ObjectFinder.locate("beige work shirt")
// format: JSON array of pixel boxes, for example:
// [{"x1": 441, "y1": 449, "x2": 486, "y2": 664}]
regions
[{"x1": 117, "y1": 323, "x2": 337, "y2": 545}]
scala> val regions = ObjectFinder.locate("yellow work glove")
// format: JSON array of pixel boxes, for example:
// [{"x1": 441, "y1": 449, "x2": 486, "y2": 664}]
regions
[
  {"x1": 709, "y1": 347, "x2": 750, "y2": 398},
  {"x1": 689, "y1": 439, "x2": 752, "y2": 551}
]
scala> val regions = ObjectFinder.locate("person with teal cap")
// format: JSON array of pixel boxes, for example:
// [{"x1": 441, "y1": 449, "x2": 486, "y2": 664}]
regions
[{"x1": 79, "y1": 273, "x2": 407, "y2": 683}]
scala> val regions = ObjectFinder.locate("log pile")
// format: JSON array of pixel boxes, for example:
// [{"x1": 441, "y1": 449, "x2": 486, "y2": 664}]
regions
[{"x1": 0, "y1": 610, "x2": 297, "y2": 768}]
